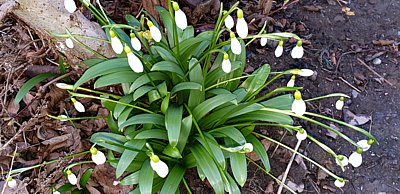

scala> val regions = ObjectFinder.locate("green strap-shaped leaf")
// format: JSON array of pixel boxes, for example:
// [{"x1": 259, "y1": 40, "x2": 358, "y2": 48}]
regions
[
  {"x1": 247, "y1": 134, "x2": 271, "y2": 171},
  {"x1": 225, "y1": 40, "x2": 246, "y2": 90},
  {"x1": 229, "y1": 110, "x2": 293, "y2": 125},
  {"x1": 240, "y1": 64, "x2": 271, "y2": 98},
  {"x1": 165, "y1": 104, "x2": 183, "y2": 147},
  {"x1": 225, "y1": 171, "x2": 240, "y2": 194},
  {"x1": 117, "y1": 107, "x2": 133, "y2": 128},
  {"x1": 212, "y1": 127, "x2": 246, "y2": 145},
  {"x1": 188, "y1": 58, "x2": 204, "y2": 109},
  {"x1": 107, "y1": 114, "x2": 119, "y2": 134},
  {"x1": 90, "y1": 132, "x2": 127, "y2": 153},
  {"x1": 156, "y1": 6, "x2": 174, "y2": 47},
  {"x1": 153, "y1": 46, "x2": 178, "y2": 64},
  {"x1": 120, "y1": 171, "x2": 140, "y2": 185},
  {"x1": 190, "y1": 144, "x2": 224, "y2": 194},
  {"x1": 151, "y1": 61, "x2": 184, "y2": 77},
  {"x1": 94, "y1": 71, "x2": 140, "y2": 88},
  {"x1": 120, "y1": 114, "x2": 165, "y2": 129},
  {"x1": 181, "y1": 26, "x2": 194, "y2": 41},
  {"x1": 228, "y1": 144, "x2": 247, "y2": 187},
  {"x1": 116, "y1": 139, "x2": 146, "y2": 178},
  {"x1": 125, "y1": 14, "x2": 141, "y2": 27},
  {"x1": 176, "y1": 115, "x2": 193, "y2": 152},
  {"x1": 74, "y1": 58, "x2": 131, "y2": 88},
  {"x1": 79, "y1": 168, "x2": 93, "y2": 187},
  {"x1": 160, "y1": 165, "x2": 185, "y2": 194},
  {"x1": 195, "y1": 134, "x2": 226, "y2": 170},
  {"x1": 134, "y1": 129, "x2": 168, "y2": 140},
  {"x1": 171, "y1": 82, "x2": 202, "y2": 95},
  {"x1": 260, "y1": 94, "x2": 294, "y2": 110},
  {"x1": 14, "y1": 73, "x2": 57, "y2": 105},
  {"x1": 139, "y1": 159, "x2": 154, "y2": 194},
  {"x1": 129, "y1": 72, "x2": 169, "y2": 93},
  {"x1": 113, "y1": 95, "x2": 134, "y2": 119},
  {"x1": 133, "y1": 85, "x2": 154, "y2": 101},
  {"x1": 82, "y1": 58, "x2": 105, "y2": 67},
  {"x1": 192, "y1": 94, "x2": 237, "y2": 120}
]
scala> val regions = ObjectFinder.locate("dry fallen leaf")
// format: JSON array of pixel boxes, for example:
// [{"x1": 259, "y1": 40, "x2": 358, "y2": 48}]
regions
[
  {"x1": 344, "y1": 109, "x2": 371, "y2": 126},
  {"x1": 287, "y1": 180, "x2": 305, "y2": 192},
  {"x1": 342, "y1": 7, "x2": 355, "y2": 16},
  {"x1": 372, "y1": 39, "x2": 395, "y2": 46},
  {"x1": 303, "y1": 5, "x2": 322, "y2": 12}
]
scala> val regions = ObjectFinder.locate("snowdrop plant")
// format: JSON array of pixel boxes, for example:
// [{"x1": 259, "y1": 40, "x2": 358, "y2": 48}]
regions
[
  {"x1": 49, "y1": 1, "x2": 378, "y2": 193},
  {"x1": 7, "y1": 177, "x2": 17, "y2": 188},
  {"x1": 66, "y1": 170, "x2": 77, "y2": 185}
]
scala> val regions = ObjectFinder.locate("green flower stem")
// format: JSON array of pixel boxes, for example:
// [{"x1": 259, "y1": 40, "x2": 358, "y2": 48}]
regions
[
  {"x1": 79, "y1": 0, "x2": 108, "y2": 25},
  {"x1": 69, "y1": 91, "x2": 155, "y2": 114},
  {"x1": 246, "y1": 157, "x2": 296, "y2": 194},
  {"x1": 183, "y1": 178, "x2": 192, "y2": 194},
  {"x1": 64, "y1": 29, "x2": 108, "y2": 59},
  {"x1": 5, "y1": 150, "x2": 91, "y2": 175},
  {"x1": 304, "y1": 93, "x2": 350, "y2": 102},
  {"x1": 305, "y1": 112, "x2": 378, "y2": 143},
  {"x1": 102, "y1": 24, "x2": 140, "y2": 31},
  {"x1": 243, "y1": 32, "x2": 301, "y2": 41},
  {"x1": 48, "y1": 115, "x2": 107, "y2": 121},
  {"x1": 209, "y1": 123, "x2": 301, "y2": 133},
  {"x1": 64, "y1": 161, "x2": 95, "y2": 172},
  {"x1": 205, "y1": 75, "x2": 254, "y2": 91},
  {"x1": 168, "y1": 0, "x2": 181, "y2": 58},
  {"x1": 76, "y1": 86, "x2": 121, "y2": 99},
  {"x1": 252, "y1": 132, "x2": 343, "y2": 180},
  {"x1": 50, "y1": 32, "x2": 110, "y2": 43},
  {"x1": 245, "y1": 21, "x2": 268, "y2": 46},
  {"x1": 95, "y1": 0, "x2": 110, "y2": 25}
]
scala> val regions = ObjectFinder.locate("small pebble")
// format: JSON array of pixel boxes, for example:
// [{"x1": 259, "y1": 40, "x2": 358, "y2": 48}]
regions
[
  {"x1": 352, "y1": 90, "x2": 359, "y2": 98},
  {"x1": 372, "y1": 58, "x2": 382, "y2": 65}
]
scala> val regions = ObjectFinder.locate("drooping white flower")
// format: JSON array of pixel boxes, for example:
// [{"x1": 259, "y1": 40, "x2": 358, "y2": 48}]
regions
[
  {"x1": 334, "y1": 179, "x2": 345, "y2": 188},
  {"x1": 230, "y1": 32, "x2": 241, "y2": 55},
  {"x1": 71, "y1": 98, "x2": 85, "y2": 113},
  {"x1": 221, "y1": 54, "x2": 231, "y2": 73},
  {"x1": 348, "y1": 149, "x2": 363, "y2": 168},
  {"x1": 357, "y1": 140, "x2": 372, "y2": 151},
  {"x1": 130, "y1": 33, "x2": 141, "y2": 51},
  {"x1": 297, "y1": 69, "x2": 314, "y2": 77},
  {"x1": 147, "y1": 21, "x2": 162, "y2": 42},
  {"x1": 90, "y1": 147, "x2": 106, "y2": 165},
  {"x1": 236, "y1": 9, "x2": 248, "y2": 38},
  {"x1": 291, "y1": 41, "x2": 304, "y2": 59},
  {"x1": 150, "y1": 155, "x2": 169, "y2": 178},
  {"x1": 56, "y1": 83, "x2": 74, "y2": 90},
  {"x1": 224, "y1": 14, "x2": 234, "y2": 29},
  {"x1": 260, "y1": 37, "x2": 268, "y2": 46},
  {"x1": 287, "y1": 75, "x2": 295, "y2": 87},
  {"x1": 243, "y1": 143, "x2": 253, "y2": 153},
  {"x1": 60, "y1": 115, "x2": 68, "y2": 122},
  {"x1": 53, "y1": 189, "x2": 61, "y2": 194},
  {"x1": 109, "y1": 30, "x2": 123, "y2": 54},
  {"x1": 125, "y1": 45, "x2": 143, "y2": 73},
  {"x1": 66, "y1": 170, "x2": 78, "y2": 185},
  {"x1": 275, "y1": 41, "x2": 284, "y2": 57},
  {"x1": 64, "y1": 0, "x2": 77, "y2": 13},
  {"x1": 296, "y1": 129, "x2": 307, "y2": 141},
  {"x1": 335, "y1": 155, "x2": 349, "y2": 167},
  {"x1": 172, "y1": 2, "x2": 187, "y2": 30},
  {"x1": 7, "y1": 177, "x2": 17, "y2": 188},
  {"x1": 335, "y1": 97, "x2": 344, "y2": 110},
  {"x1": 65, "y1": 38, "x2": 74, "y2": 49},
  {"x1": 291, "y1": 90, "x2": 306, "y2": 116}
]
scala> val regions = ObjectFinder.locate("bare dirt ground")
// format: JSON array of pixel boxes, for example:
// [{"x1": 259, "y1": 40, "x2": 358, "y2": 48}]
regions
[{"x1": 0, "y1": 0, "x2": 399, "y2": 193}]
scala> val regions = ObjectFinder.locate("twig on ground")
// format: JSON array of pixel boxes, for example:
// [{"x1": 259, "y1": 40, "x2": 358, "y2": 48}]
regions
[
  {"x1": 1, "y1": 146, "x2": 17, "y2": 194},
  {"x1": 277, "y1": 139, "x2": 302, "y2": 194},
  {"x1": 338, "y1": 77, "x2": 362, "y2": 93},
  {"x1": 270, "y1": 130, "x2": 287, "y2": 158},
  {"x1": 357, "y1": 58, "x2": 395, "y2": 87}
]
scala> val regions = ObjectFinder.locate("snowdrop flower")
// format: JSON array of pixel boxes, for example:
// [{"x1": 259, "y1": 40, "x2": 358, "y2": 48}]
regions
[
  {"x1": 348, "y1": 148, "x2": 363, "y2": 168},
  {"x1": 223, "y1": 143, "x2": 253, "y2": 153},
  {"x1": 71, "y1": 98, "x2": 85, "y2": 113},
  {"x1": 334, "y1": 179, "x2": 345, "y2": 188},
  {"x1": 150, "y1": 154, "x2": 169, "y2": 178},
  {"x1": 130, "y1": 33, "x2": 141, "y2": 51},
  {"x1": 109, "y1": 30, "x2": 123, "y2": 54},
  {"x1": 65, "y1": 38, "x2": 74, "y2": 49},
  {"x1": 230, "y1": 32, "x2": 241, "y2": 55},
  {"x1": 260, "y1": 37, "x2": 268, "y2": 46},
  {"x1": 53, "y1": 191, "x2": 61, "y2": 194},
  {"x1": 275, "y1": 41, "x2": 284, "y2": 57},
  {"x1": 90, "y1": 147, "x2": 106, "y2": 165},
  {"x1": 7, "y1": 177, "x2": 17, "y2": 188},
  {"x1": 335, "y1": 155, "x2": 349, "y2": 167},
  {"x1": 56, "y1": 83, "x2": 74, "y2": 90},
  {"x1": 357, "y1": 139, "x2": 374, "y2": 151},
  {"x1": 147, "y1": 21, "x2": 162, "y2": 42},
  {"x1": 221, "y1": 54, "x2": 231, "y2": 73},
  {"x1": 291, "y1": 41, "x2": 304, "y2": 59},
  {"x1": 235, "y1": 9, "x2": 248, "y2": 38},
  {"x1": 125, "y1": 45, "x2": 143, "y2": 73},
  {"x1": 60, "y1": 115, "x2": 68, "y2": 122},
  {"x1": 335, "y1": 97, "x2": 344, "y2": 110},
  {"x1": 64, "y1": 0, "x2": 77, "y2": 13},
  {"x1": 296, "y1": 129, "x2": 307, "y2": 141},
  {"x1": 243, "y1": 143, "x2": 253, "y2": 153},
  {"x1": 291, "y1": 69, "x2": 314, "y2": 77},
  {"x1": 224, "y1": 14, "x2": 234, "y2": 29},
  {"x1": 291, "y1": 90, "x2": 306, "y2": 116},
  {"x1": 287, "y1": 75, "x2": 296, "y2": 87},
  {"x1": 66, "y1": 170, "x2": 78, "y2": 185},
  {"x1": 172, "y1": 2, "x2": 187, "y2": 30}
]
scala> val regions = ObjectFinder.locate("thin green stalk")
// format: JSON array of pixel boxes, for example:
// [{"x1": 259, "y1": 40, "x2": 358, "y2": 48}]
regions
[
  {"x1": 252, "y1": 132, "x2": 343, "y2": 180},
  {"x1": 209, "y1": 123, "x2": 301, "y2": 133},
  {"x1": 65, "y1": 29, "x2": 107, "y2": 59},
  {"x1": 205, "y1": 75, "x2": 253, "y2": 91},
  {"x1": 304, "y1": 93, "x2": 350, "y2": 102},
  {"x1": 182, "y1": 178, "x2": 192, "y2": 194},
  {"x1": 64, "y1": 161, "x2": 95, "y2": 172},
  {"x1": 48, "y1": 115, "x2": 107, "y2": 121},
  {"x1": 69, "y1": 91, "x2": 155, "y2": 114},
  {"x1": 77, "y1": 86, "x2": 121, "y2": 99},
  {"x1": 168, "y1": 0, "x2": 180, "y2": 58},
  {"x1": 245, "y1": 21, "x2": 268, "y2": 46}
]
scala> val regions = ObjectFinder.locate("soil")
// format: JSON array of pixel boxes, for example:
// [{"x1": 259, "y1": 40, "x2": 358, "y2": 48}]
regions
[{"x1": 1, "y1": 0, "x2": 399, "y2": 194}]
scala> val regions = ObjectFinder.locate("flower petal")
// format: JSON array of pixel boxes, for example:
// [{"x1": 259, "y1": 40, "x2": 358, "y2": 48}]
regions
[
  {"x1": 348, "y1": 152, "x2": 362, "y2": 167},
  {"x1": 335, "y1": 155, "x2": 349, "y2": 167},
  {"x1": 92, "y1": 151, "x2": 107, "y2": 165},
  {"x1": 236, "y1": 18, "x2": 248, "y2": 38},
  {"x1": 68, "y1": 173, "x2": 78, "y2": 185},
  {"x1": 222, "y1": 58, "x2": 231, "y2": 73},
  {"x1": 291, "y1": 99, "x2": 306, "y2": 116},
  {"x1": 150, "y1": 26, "x2": 162, "y2": 42},
  {"x1": 260, "y1": 37, "x2": 268, "y2": 46},
  {"x1": 224, "y1": 15, "x2": 234, "y2": 29},
  {"x1": 287, "y1": 79, "x2": 295, "y2": 87},
  {"x1": 334, "y1": 179, "x2": 345, "y2": 188},
  {"x1": 357, "y1": 140, "x2": 371, "y2": 151},
  {"x1": 231, "y1": 37, "x2": 241, "y2": 55},
  {"x1": 275, "y1": 45, "x2": 283, "y2": 57},
  {"x1": 175, "y1": 9, "x2": 188, "y2": 30},
  {"x1": 296, "y1": 130, "x2": 307, "y2": 141},
  {"x1": 7, "y1": 178, "x2": 17, "y2": 188},
  {"x1": 127, "y1": 52, "x2": 143, "y2": 73},
  {"x1": 131, "y1": 37, "x2": 141, "y2": 51},
  {"x1": 298, "y1": 69, "x2": 314, "y2": 77},
  {"x1": 290, "y1": 46, "x2": 304, "y2": 59},
  {"x1": 73, "y1": 100, "x2": 85, "y2": 113},
  {"x1": 65, "y1": 38, "x2": 74, "y2": 49},
  {"x1": 335, "y1": 99, "x2": 344, "y2": 110},
  {"x1": 111, "y1": 36, "x2": 123, "y2": 54},
  {"x1": 150, "y1": 159, "x2": 169, "y2": 178},
  {"x1": 64, "y1": 0, "x2": 77, "y2": 13}
]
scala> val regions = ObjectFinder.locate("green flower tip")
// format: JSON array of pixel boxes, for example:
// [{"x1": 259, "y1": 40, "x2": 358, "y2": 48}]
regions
[
  {"x1": 356, "y1": 147, "x2": 363, "y2": 154},
  {"x1": 337, "y1": 155, "x2": 344, "y2": 161},
  {"x1": 150, "y1": 154, "x2": 160, "y2": 163},
  {"x1": 172, "y1": 2, "x2": 180, "y2": 11},
  {"x1": 109, "y1": 30, "x2": 116, "y2": 38},
  {"x1": 223, "y1": 10, "x2": 228, "y2": 15},
  {"x1": 90, "y1": 147, "x2": 98, "y2": 155},
  {"x1": 296, "y1": 40, "x2": 303, "y2": 47},
  {"x1": 147, "y1": 20, "x2": 154, "y2": 27},
  {"x1": 367, "y1": 139, "x2": 374, "y2": 145},
  {"x1": 290, "y1": 75, "x2": 296, "y2": 80},
  {"x1": 124, "y1": 45, "x2": 132, "y2": 53},
  {"x1": 8, "y1": 177, "x2": 13, "y2": 181},
  {"x1": 294, "y1": 90, "x2": 302, "y2": 100},
  {"x1": 223, "y1": 54, "x2": 229, "y2": 60},
  {"x1": 237, "y1": 9, "x2": 243, "y2": 18},
  {"x1": 339, "y1": 96, "x2": 344, "y2": 101},
  {"x1": 66, "y1": 170, "x2": 72, "y2": 175},
  {"x1": 299, "y1": 128, "x2": 305, "y2": 134},
  {"x1": 278, "y1": 40, "x2": 284, "y2": 46},
  {"x1": 130, "y1": 32, "x2": 136, "y2": 38},
  {"x1": 230, "y1": 32, "x2": 235, "y2": 38},
  {"x1": 71, "y1": 98, "x2": 77, "y2": 103}
]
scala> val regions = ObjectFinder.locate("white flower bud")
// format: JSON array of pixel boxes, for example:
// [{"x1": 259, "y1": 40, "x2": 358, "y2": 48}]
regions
[
  {"x1": 125, "y1": 45, "x2": 143, "y2": 73},
  {"x1": 291, "y1": 45, "x2": 304, "y2": 59},
  {"x1": 56, "y1": 83, "x2": 74, "y2": 90},
  {"x1": 236, "y1": 9, "x2": 248, "y2": 38},
  {"x1": 287, "y1": 75, "x2": 295, "y2": 87},
  {"x1": 71, "y1": 98, "x2": 85, "y2": 113},
  {"x1": 221, "y1": 54, "x2": 231, "y2": 73},
  {"x1": 357, "y1": 140, "x2": 371, "y2": 151},
  {"x1": 296, "y1": 129, "x2": 307, "y2": 141},
  {"x1": 334, "y1": 179, "x2": 345, "y2": 188},
  {"x1": 7, "y1": 177, "x2": 17, "y2": 188},
  {"x1": 297, "y1": 69, "x2": 314, "y2": 77},
  {"x1": 224, "y1": 15, "x2": 234, "y2": 29},
  {"x1": 53, "y1": 190, "x2": 61, "y2": 194},
  {"x1": 335, "y1": 97, "x2": 344, "y2": 110},
  {"x1": 60, "y1": 115, "x2": 68, "y2": 122},
  {"x1": 260, "y1": 37, "x2": 268, "y2": 46},
  {"x1": 66, "y1": 170, "x2": 78, "y2": 185},
  {"x1": 243, "y1": 143, "x2": 253, "y2": 153},
  {"x1": 64, "y1": 0, "x2": 77, "y2": 13},
  {"x1": 130, "y1": 34, "x2": 141, "y2": 51},
  {"x1": 148, "y1": 21, "x2": 162, "y2": 42},
  {"x1": 335, "y1": 155, "x2": 349, "y2": 167},
  {"x1": 275, "y1": 41, "x2": 284, "y2": 57},
  {"x1": 150, "y1": 155, "x2": 169, "y2": 178},
  {"x1": 111, "y1": 36, "x2": 123, "y2": 54},
  {"x1": 90, "y1": 147, "x2": 106, "y2": 165},
  {"x1": 175, "y1": 9, "x2": 188, "y2": 30},
  {"x1": 65, "y1": 38, "x2": 74, "y2": 49},
  {"x1": 291, "y1": 91, "x2": 306, "y2": 116},
  {"x1": 230, "y1": 34, "x2": 241, "y2": 55},
  {"x1": 348, "y1": 151, "x2": 363, "y2": 168}
]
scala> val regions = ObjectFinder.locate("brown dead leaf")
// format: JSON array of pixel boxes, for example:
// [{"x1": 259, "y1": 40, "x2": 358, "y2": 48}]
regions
[
  {"x1": 259, "y1": 0, "x2": 273, "y2": 15},
  {"x1": 287, "y1": 181, "x2": 305, "y2": 192},
  {"x1": 342, "y1": 7, "x2": 355, "y2": 16},
  {"x1": 41, "y1": 133, "x2": 74, "y2": 152},
  {"x1": 303, "y1": 5, "x2": 322, "y2": 12},
  {"x1": 7, "y1": 99, "x2": 20, "y2": 115},
  {"x1": 92, "y1": 164, "x2": 133, "y2": 194},
  {"x1": 264, "y1": 181, "x2": 274, "y2": 194},
  {"x1": 343, "y1": 109, "x2": 371, "y2": 126},
  {"x1": 372, "y1": 39, "x2": 395, "y2": 46},
  {"x1": 295, "y1": 155, "x2": 309, "y2": 172}
]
